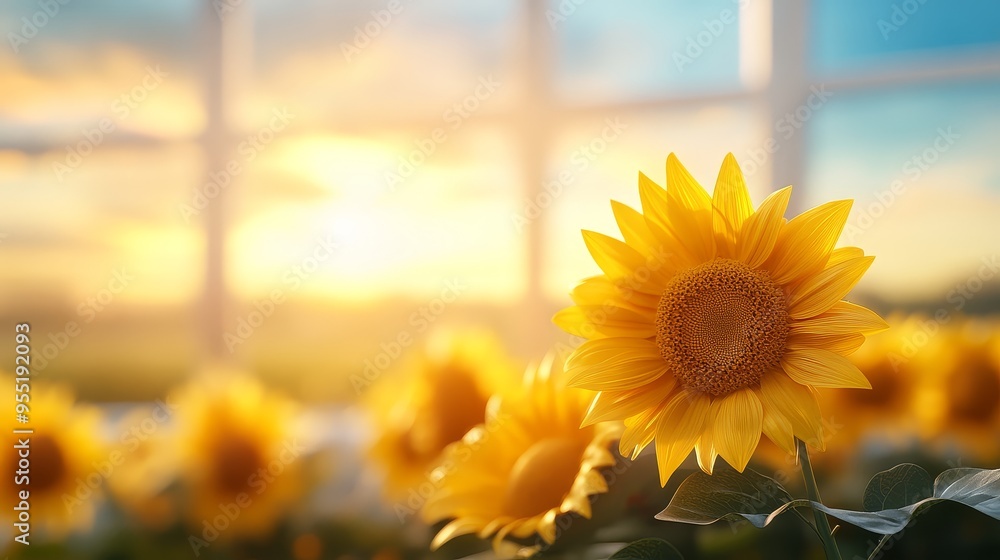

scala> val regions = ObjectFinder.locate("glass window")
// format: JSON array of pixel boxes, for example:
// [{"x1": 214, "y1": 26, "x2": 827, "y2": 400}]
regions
[
  {"x1": 246, "y1": 0, "x2": 523, "y2": 126},
  {"x1": 543, "y1": 103, "x2": 769, "y2": 297},
  {"x1": 806, "y1": 80, "x2": 1000, "y2": 300},
  {"x1": 230, "y1": 125, "x2": 525, "y2": 303},
  {"x1": 551, "y1": 0, "x2": 744, "y2": 105},
  {"x1": 811, "y1": 0, "x2": 1000, "y2": 74}
]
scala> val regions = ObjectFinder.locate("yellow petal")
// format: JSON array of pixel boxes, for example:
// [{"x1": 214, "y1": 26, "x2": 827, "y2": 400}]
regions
[
  {"x1": 737, "y1": 186, "x2": 792, "y2": 268},
  {"x1": 757, "y1": 391, "x2": 796, "y2": 455},
  {"x1": 788, "y1": 256, "x2": 875, "y2": 319},
  {"x1": 694, "y1": 401, "x2": 719, "y2": 474},
  {"x1": 665, "y1": 153, "x2": 716, "y2": 261},
  {"x1": 759, "y1": 371, "x2": 827, "y2": 450},
  {"x1": 552, "y1": 305, "x2": 655, "y2": 339},
  {"x1": 654, "y1": 390, "x2": 710, "y2": 487},
  {"x1": 570, "y1": 275, "x2": 660, "y2": 313},
  {"x1": 781, "y1": 348, "x2": 872, "y2": 389},
  {"x1": 713, "y1": 389, "x2": 763, "y2": 472},
  {"x1": 566, "y1": 339, "x2": 668, "y2": 391},
  {"x1": 638, "y1": 172, "x2": 671, "y2": 225},
  {"x1": 537, "y1": 510, "x2": 559, "y2": 544},
  {"x1": 827, "y1": 246, "x2": 864, "y2": 267},
  {"x1": 666, "y1": 153, "x2": 713, "y2": 212},
  {"x1": 612, "y1": 200, "x2": 663, "y2": 259},
  {"x1": 582, "y1": 378, "x2": 676, "y2": 426},
  {"x1": 788, "y1": 332, "x2": 866, "y2": 356},
  {"x1": 619, "y1": 403, "x2": 662, "y2": 458},
  {"x1": 791, "y1": 301, "x2": 889, "y2": 335},
  {"x1": 431, "y1": 518, "x2": 484, "y2": 550},
  {"x1": 766, "y1": 199, "x2": 853, "y2": 284},
  {"x1": 712, "y1": 152, "x2": 753, "y2": 254},
  {"x1": 583, "y1": 230, "x2": 668, "y2": 294}
]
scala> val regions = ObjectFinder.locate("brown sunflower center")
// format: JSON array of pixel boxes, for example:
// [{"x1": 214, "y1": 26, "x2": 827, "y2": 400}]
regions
[
  {"x1": 212, "y1": 433, "x2": 264, "y2": 494},
  {"x1": 406, "y1": 366, "x2": 489, "y2": 461},
  {"x1": 501, "y1": 437, "x2": 584, "y2": 519},
  {"x1": 656, "y1": 258, "x2": 789, "y2": 397},
  {"x1": 848, "y1": 362, "x2": 902, "y2": 407},
  {"x1": 947, "y1": 360, "x2": 1000, "y2": 422},
  {"x1": 27, "y1": 434, "x2": 67, "y2": 493}
]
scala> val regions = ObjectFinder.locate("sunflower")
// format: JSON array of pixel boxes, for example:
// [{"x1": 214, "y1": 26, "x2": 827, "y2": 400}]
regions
[
  {"x1": 367, "y1": 330, "x2": 521, "y2": 499},
  {"x1": 554, "y1": 153, "x2": 888, "y2": 486},
  {"x1": 1, "y1": 378, "x2": 105, "y2": 538},
  {"x1": 173, "y1": 372, "x2": 304, "y2": 540},
  {"x1": 916, "y1": 318, "x2": 1000, "y2": 464},
  {"x1": 819, "y1": 314, "x2": 923, "y2": 444},
  {"x1": 421, "y1": 354, "x2": 621, "y2": 556}
]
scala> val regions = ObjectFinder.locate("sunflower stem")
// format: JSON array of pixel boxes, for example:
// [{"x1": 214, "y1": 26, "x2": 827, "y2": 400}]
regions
[
  {"x1": 867, "y1": 534, "x2": 892, "y2": 560},
  {"x1": 797, "y1": 438, "x2": 842, "y2": 560}
]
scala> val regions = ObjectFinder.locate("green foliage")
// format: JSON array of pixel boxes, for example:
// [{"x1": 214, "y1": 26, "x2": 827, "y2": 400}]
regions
[
  {"x1": 655, "y1": 463, "x2": 792, "y2": 528},
  {"x1": 656, "y1": 462, "x2": 1000, "y2": 538},
  {"x1": 609, "y1": 538, "x2": 684, "y2": 560},
  {"x1": 862, "y1": 463, "x2": 933, "y2": 512}
]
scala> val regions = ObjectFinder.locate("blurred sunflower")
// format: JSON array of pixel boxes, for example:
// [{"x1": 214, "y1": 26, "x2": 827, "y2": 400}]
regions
[
  {"x1": 422, "y1": 355, "x2": 622, "y2": 557},
  {"x1": 367, "y1": 330, "x2": 521, "y2": 499},
  {"x1": 173, "y1": 373, "x2": 303, "y2": 539},
  {"x1": 1, "y1": 378, "x2": 105, "y2": 537},
  {"x1": 555, "y1": 153, "x2": 887, "y2": 486},
  {"x1": 819, "y1": 315, "x2": 923, "y2": 444},
  {"x1": 918, "y1": 318, "x2": 1000, "y2": 464}
]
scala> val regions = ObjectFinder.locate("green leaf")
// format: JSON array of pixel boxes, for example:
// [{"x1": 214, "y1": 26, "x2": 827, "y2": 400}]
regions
[
  {"x1": 609, "y1": 538, "x2": 684, "y2": 560},
  {"x1": 655, "y1": 462, "x2": 793, "y2": 528},
  {"x1": 656, "y1": 463, "x2": 1000, "y2": 537},
  {"x1": 862, "y1": 463, "x2": 933, "y2": 511}
]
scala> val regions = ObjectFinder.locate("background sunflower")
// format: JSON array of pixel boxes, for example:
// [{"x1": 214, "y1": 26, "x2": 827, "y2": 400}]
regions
[
  {"x1": 366, "y1": 330, "x2": 522, "y2": 500},
  {"x1": 421, "y1": 354, "x2": 622, "y2": 557},
  {"x1": 172, "y1": 372, "x2": 305, "y2": 540},
  {"x1": 1, "y1": 379, "x2": 106, "y2": 539}
]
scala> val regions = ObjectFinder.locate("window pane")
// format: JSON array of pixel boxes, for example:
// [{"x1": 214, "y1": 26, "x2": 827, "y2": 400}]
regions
[
  {"x1": 0, "y1": 144, "x2": 204, "y2": 399},
  {"x1": 0, "y1": 0, "x2": 203, "y2": 143},
  {"x1": 230, "y1": 125, "x2": 525, "y2": 303},
  {"x1": 805, "y1": 80, "x2": 1000, "y2": 302},
  {"x1": 551, "y1": 0, "x2": 744, "y2": 105},
  {"x1": 247, "y1": 0, "x2": 522, "y2": 126},
  {"x1": 811, "y1": 0, "x2": 1000, "y2": 73},
  {"x1": 544, "y1": 104, "x2": 769, "y2": 298}
]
